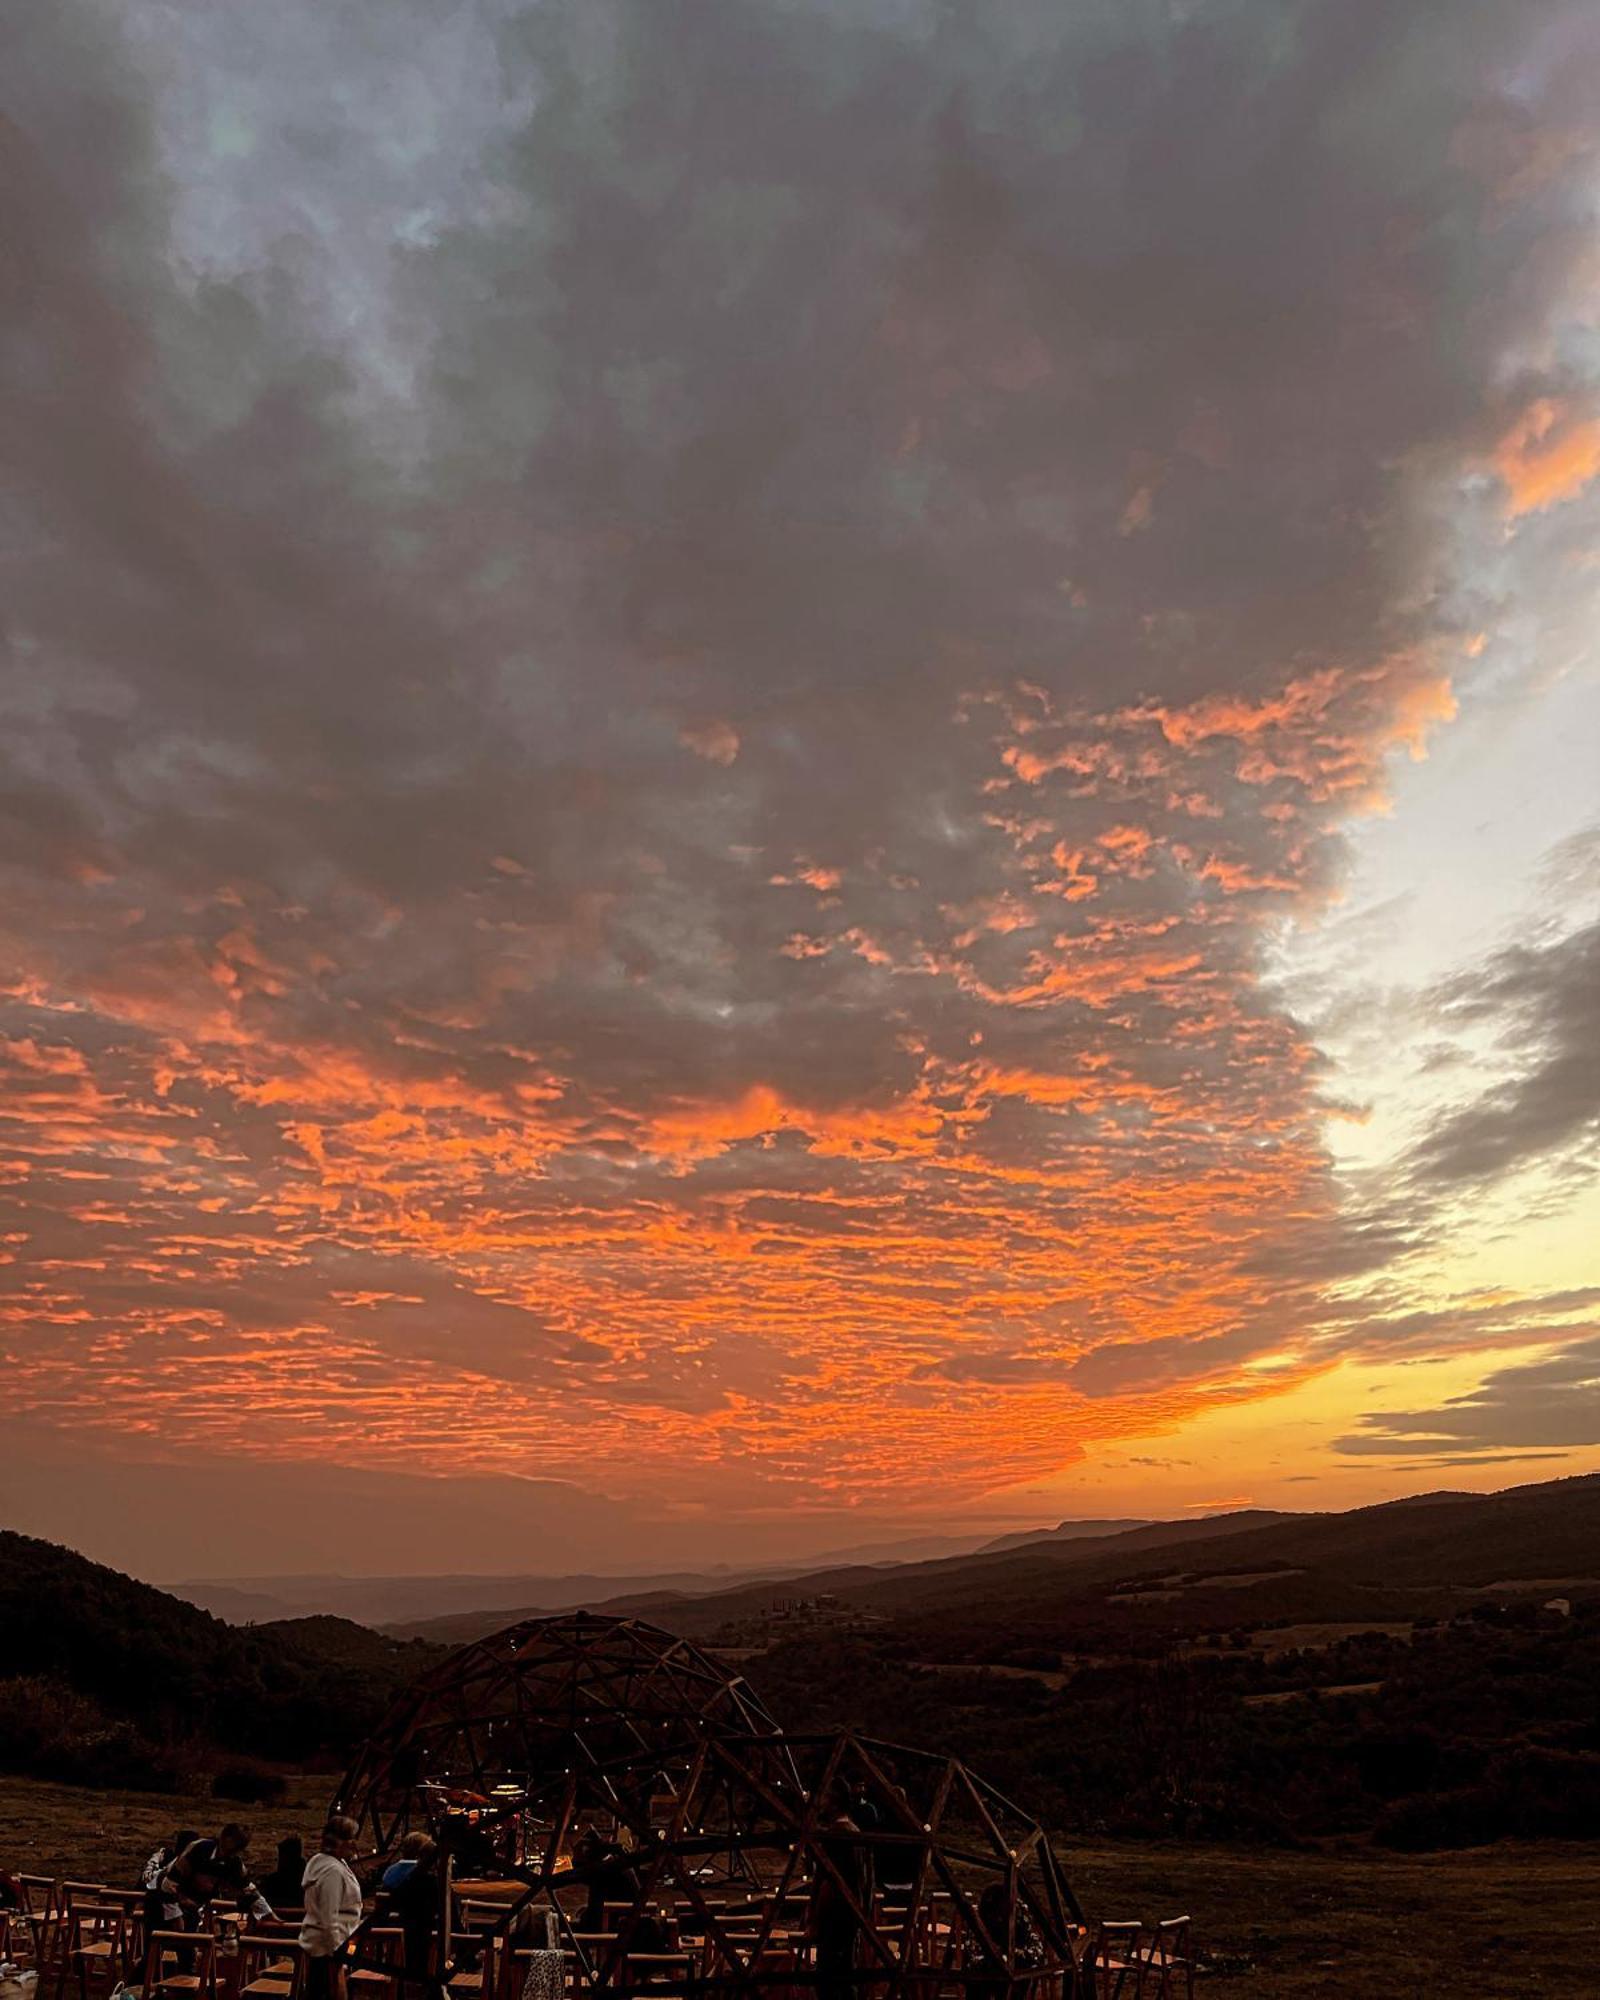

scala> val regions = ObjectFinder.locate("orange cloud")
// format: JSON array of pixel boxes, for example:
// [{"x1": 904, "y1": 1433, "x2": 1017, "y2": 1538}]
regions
[
  {"x1": 679, "y1": 718, "x2": 742, "y2": 765},
  {"x1": 1494, "y1": 399, "x2": 1600, "y2": 517}
]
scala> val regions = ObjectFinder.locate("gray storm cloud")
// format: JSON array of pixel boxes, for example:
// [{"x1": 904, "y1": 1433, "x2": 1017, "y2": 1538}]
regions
[{"x1": 3, "y1": 0, "x2": 1599, "y2": 1514}]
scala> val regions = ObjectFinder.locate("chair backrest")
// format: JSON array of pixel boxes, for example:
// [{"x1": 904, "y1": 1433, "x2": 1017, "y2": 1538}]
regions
[
  {"x1": 362, "y1": 1926, "x2": 407, "y2": 1968},
  {"x1": 69, "y1": 1905, "x2": 129, "y2": 1942},
  {"x1": 63, "y1": 1900, "x2": 116, "y2": 1979},
  {"x1": 145, "y1": 1927, "x2": 218, "y2": 1998},
  {"x1": 1092, "y1": 1921, "x2": 1144, "y2": 1999},
  {"x1": 238, "y1": 1934, "x2": 306, "y2": 1997},
  {"x1": 20, "y1": 1877, "x2": 61, "y2": 1918},
  {"x1": 1149, "y1": 1916, "x2": 1194, "y2": 1998}
]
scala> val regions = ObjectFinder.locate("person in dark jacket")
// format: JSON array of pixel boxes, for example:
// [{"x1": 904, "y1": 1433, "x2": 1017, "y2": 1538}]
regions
[
  {"x1": 810, "y1": 1800, "x2": 873, "y2": 2000},
  {"x1": 570, "y1": 1830, "x2": 639, "y2": 1934},
  {"x1": 162, "y1": 1825, "x2": 274, "y2": 1922},
  {"x1": 390, "y1": 1839, "x2": 440, "y2": 1999},
  {"x1": 260, "y1": 1836, "x2": 306, "y2": 1914}
]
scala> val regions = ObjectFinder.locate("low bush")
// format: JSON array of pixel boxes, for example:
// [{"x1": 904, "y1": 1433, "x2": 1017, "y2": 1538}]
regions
[
  {"x1": 0, "y1": 1675, "x2": 192, "y2": 1793},
  {"x1": 211, "y1": 1762, "x2": 288, "y2": 1804}
]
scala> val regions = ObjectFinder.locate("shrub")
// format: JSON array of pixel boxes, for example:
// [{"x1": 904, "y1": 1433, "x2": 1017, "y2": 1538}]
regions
[
  {"x1": 212, "y1": 1762, "x2": 288, "y2": 1804},
  {"x1": 0, "y1": 1675, "x2": 190, "y2": 1792}
]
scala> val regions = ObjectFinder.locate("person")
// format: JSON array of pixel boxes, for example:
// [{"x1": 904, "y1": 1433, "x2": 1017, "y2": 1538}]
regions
[
  {"x1": 810, "y1": 1798, "x2": 872, "y2": 2000},
  {"x1": 973, "y1": 1883, "x2": 1044, "y2": 2000},
  {"x1": 140, "y1": 1829, "x2": 199, "y2": 1941},
  {"x1": 260, "y1": 1836, "x2": 307, "y2": 1913},
  {"x1": 300, "y1": 1816, "x2": 364, "y2": 2000},
  {"x1": 570, "y1": 1829, "x2": 639, "y2": 1934},
  {"x1": 381, "y1": 1832, "x2": 432, "y2": 1894},
  {"x1": 162, "y1": 1825, "x2": 274, "y2": 1924},
  {"x1": 389, "y1": 1838, "x2": 440, "y2": 1999}
]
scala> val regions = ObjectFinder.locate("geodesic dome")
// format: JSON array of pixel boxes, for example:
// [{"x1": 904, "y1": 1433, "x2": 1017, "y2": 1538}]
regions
[
  {"x1": 474, "y1": 1728, "x2": 1083, "y2": 1998},
  {"x1": 335, "y1": 1610, "x2": 781, "y2": 1851}
]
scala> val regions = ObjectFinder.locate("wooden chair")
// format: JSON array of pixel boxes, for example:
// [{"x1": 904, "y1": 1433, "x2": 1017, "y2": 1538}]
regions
[
  {"x1": 1089, "y1": 1922, "x2": 1144, "y2": 2000},
  {"x1": 350, "y1": 1926, "x2": 405, "y2": 2000},
  {"x1": 20, "y1": 1878, "x2": 63, "y2": 1969},
  {"x1": 144, "y1": 1929, "x2": 218, "y2": 2000},
  {"x1": 1139, "y1": 1919, "x2": 1193, "y2": 2000},
  {"x1": 236, "y1": 1933, "x2": 305, "y2": 2000},
  {"x1": 444, "y1": 1937, "x2": 493, "y2": 2000},
  {"x1": 89, "y1": 1889, "x2": 148, "y2": 1967},
  {"x1": 1, "y1": 1909, "x2": 31, "y2": 1967},
  {"x1": 64, "y1": 1906, "x2": 132, "y2": 2000}
]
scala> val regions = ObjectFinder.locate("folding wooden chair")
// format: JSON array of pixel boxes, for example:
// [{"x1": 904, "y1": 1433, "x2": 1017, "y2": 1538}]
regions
[
  {"x1": 1090, "y1": 1922, "x2": 1144, "y2": 2000},
  {"x1": 1139, "y1": 1919, "x2": 1193, "y2": 2000},
  {"x1": 143, "y1": 1929, "x2": 218, "y2": 2000},
  {"x1": 64, "y1": 1906, "x2": 132, "y2": 2000},
  {"x1": 444, "y1": 1935, "x2": 492, "y2": 2000},
  {"x1": 350, "y1": 1926, "x2": 405, "y2": 2000},
  {"x1": 1, "y1": 1909, "x2": 30, "y2": 1968},
  {"x1": 20, "y1": 1877, "x2": 63, "y2": 1969},
  {"x1": 236, "y1": 1933, "x2": 306, "y2": 2000}
]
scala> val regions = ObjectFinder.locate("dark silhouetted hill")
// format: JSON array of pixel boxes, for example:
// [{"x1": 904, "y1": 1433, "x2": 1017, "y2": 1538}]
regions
[{"x1": 0, "y1": 1531, "x2": 443, "y2": 1787}]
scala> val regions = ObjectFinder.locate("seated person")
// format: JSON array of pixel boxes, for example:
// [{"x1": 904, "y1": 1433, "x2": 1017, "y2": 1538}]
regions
[
  {"x1": 382, "y1": 1832, "x2": 432, "y2": 1893},
  {"x1": 570, "y1": 1829, "x2": 639, "y2": 1933}
]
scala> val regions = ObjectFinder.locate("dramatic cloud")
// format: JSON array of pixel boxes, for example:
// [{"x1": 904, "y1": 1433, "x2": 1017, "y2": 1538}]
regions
[
  {"x1": 1409, "y1": 892, "x2": 1600, "y2": 1189},
  {"x1": 1337, "y1": 1334, "x2": 1600, "y2": 1457},
  {"x1": 3, "y1": 0, "x2": 1600, "y2": 1546}
]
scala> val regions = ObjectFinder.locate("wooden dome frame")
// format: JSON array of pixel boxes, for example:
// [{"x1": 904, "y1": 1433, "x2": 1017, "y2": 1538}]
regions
[
  {"x1": 487, "y1": 1727, "x2": 1085, "y2": 1997},
  {"x1": 337, "y1": 1613, "x2": 1086, "y2": 1996},
  {"x1": 335, "y1": 1611, "x2": 781, "y2": 1852}
]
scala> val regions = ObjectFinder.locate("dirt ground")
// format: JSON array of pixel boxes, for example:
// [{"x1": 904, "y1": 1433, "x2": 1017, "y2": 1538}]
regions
[{"x1": 4, "y1": 1774, "x2": 1597, "y2": 1995}]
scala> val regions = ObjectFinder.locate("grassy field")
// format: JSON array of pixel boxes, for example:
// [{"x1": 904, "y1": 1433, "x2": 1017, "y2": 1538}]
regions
[
  {"x1": 5, "y1": 1774, "x2": 1597, "y2": 1995},
  {"x1": 1, "y1": 1771, "x2": 334, "y2": 1885},
  {"x1": 1068, "y1": 1838, "x2": 1600, "y2": 1996}
]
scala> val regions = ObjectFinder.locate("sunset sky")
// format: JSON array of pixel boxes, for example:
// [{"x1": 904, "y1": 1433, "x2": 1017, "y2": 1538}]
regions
[{"x1": 3, "y1": 0, "x2": 1599, "y2": 1582}]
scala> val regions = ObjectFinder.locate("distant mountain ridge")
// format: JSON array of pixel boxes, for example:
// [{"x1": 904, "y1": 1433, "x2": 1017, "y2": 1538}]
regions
[
  {"x1": 170, "y1": 1520, "x2": 1144, "y2": 1626},
  {"x1": 978, "y1": 1517, "x2": 1155, "y2": 1554},
  {"x1": 388, "y1": 1509, "x2": 1296, "y2": 1642},
  {"x1": 170, "y1": 1567, "x2": 775, "y2": 1627},
  {"x1": 411, "y1": 1475, "x2": 1600, "y2": 1646},
  {"x1": 170, "y1": 1475, "x2": 1600, "y2": 1649}
]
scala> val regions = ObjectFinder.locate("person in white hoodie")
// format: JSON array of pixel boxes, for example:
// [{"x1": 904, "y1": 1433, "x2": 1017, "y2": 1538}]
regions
[{"x1": 300, "y1": 1816, "x2": 365, "y2": 2000}]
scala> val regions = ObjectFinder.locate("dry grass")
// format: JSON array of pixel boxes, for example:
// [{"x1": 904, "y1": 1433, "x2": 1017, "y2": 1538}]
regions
[
  {"x1": 1067, "y1": 1837, "x2": 1600, "y2": 1996},
  {"x1": 5, "y1": 1774, "x2": 1597, "y2": 1994},
  {"x1": 0, "y1": 1772, "x2": 332, "y2": 1886}
]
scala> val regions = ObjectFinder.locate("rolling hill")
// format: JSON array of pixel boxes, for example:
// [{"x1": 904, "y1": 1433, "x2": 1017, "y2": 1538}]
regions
[
  {"x1": 401, "y1": 1474, "x2": 1600, "y2": 1650},
  {"x1": 0, "y1": 1530, "x2": 443, "y2": 1787}
]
